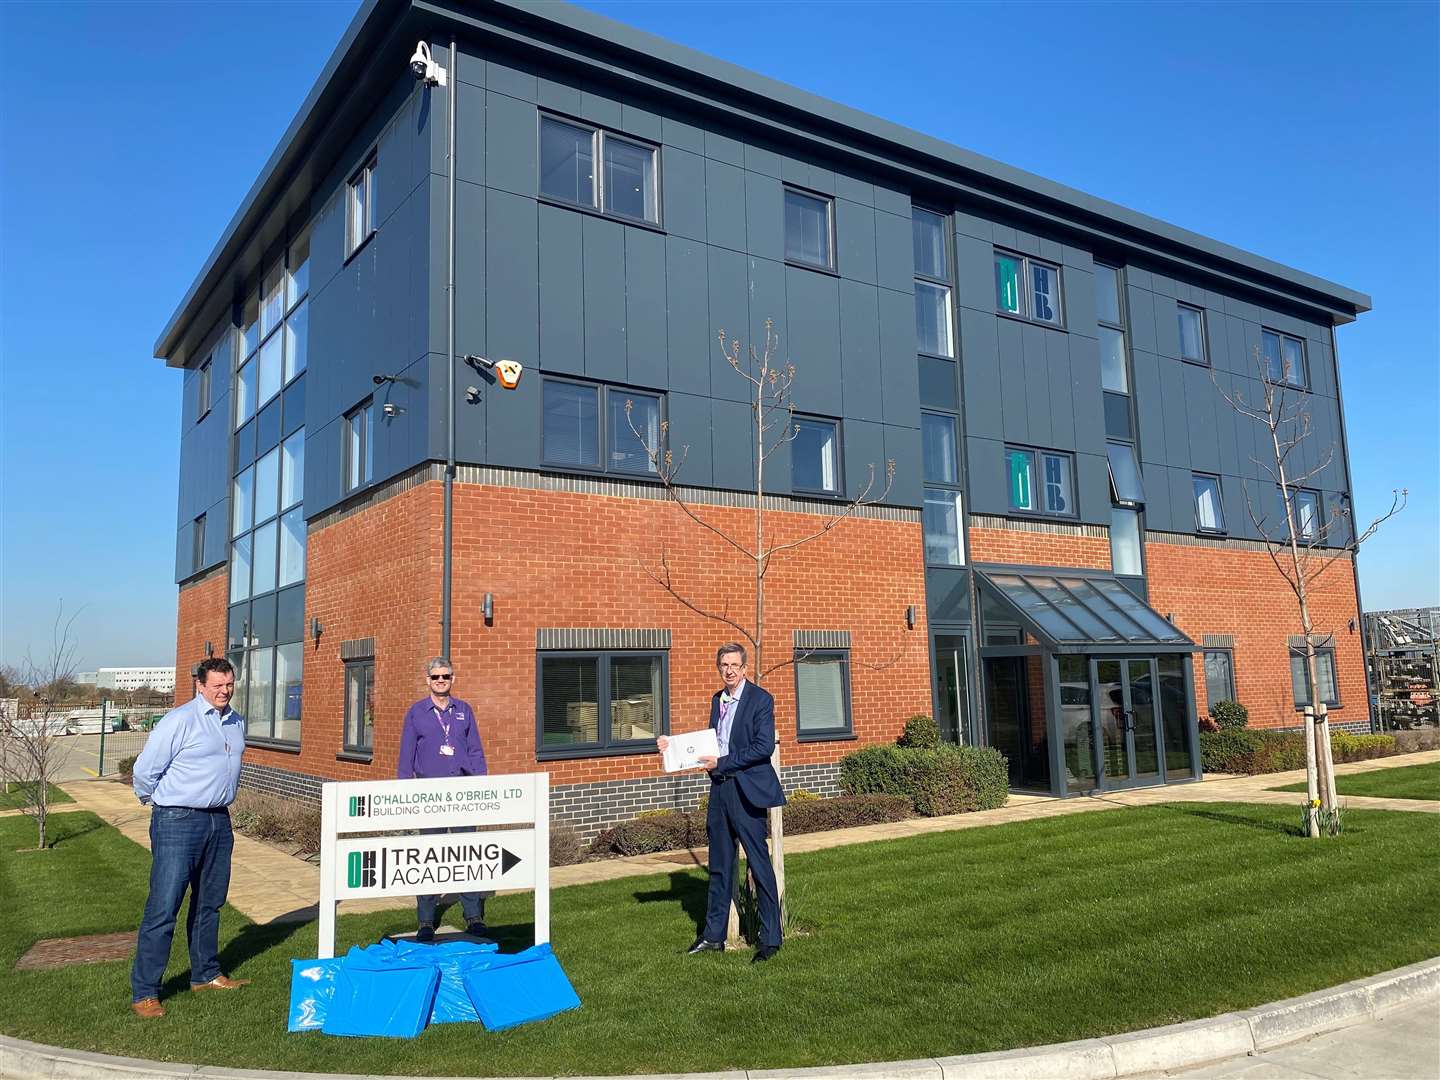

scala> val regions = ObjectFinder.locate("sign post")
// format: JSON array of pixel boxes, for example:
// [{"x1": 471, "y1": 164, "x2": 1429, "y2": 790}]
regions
[{"x1": 318, "y1": 772, "x2": 549, "y2": 959}]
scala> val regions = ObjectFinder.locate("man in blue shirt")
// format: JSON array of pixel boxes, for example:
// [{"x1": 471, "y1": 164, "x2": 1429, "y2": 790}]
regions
[
  {"x1": 129, "y1": 658, "x2": 248, "y2": 1018},
  {"x1": 397, "y1": 656, "x2": 490, "y2": 942}
]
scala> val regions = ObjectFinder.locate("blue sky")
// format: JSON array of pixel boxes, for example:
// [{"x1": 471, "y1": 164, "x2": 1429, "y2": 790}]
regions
[{"x1": 1, "y1": 0, "x2": 1435, "y2": 671}]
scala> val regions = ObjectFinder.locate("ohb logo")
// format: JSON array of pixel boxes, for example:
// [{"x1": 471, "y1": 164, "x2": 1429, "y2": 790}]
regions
[
  {"x1": 348, "y1": 795, "x2": 368, "y2": 817},
  {"x1": 347, "y1": 850, "x2": 377, "y2": 888}
]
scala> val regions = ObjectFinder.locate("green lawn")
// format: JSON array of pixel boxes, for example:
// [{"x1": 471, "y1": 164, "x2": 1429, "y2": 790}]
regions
[
  {"x1": 2, "y1": 805, "x2": 1437, "y2": 1076},
  {"x1": 1272, "y1": 761, "x2": 1440, "y2": 801},
  {"x1": 0, "y1": 782, "x2": 73, "y2": 812}
]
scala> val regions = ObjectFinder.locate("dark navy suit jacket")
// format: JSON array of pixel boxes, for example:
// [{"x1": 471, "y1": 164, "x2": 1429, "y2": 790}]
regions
[{"x1": 709, "y1": 681, "x2": 786, "y2": 810}]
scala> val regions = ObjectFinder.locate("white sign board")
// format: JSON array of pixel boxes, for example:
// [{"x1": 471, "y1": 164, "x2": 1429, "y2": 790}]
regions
[{"x1": 318, "y1": 773, "x2": 548, "y2": 959}]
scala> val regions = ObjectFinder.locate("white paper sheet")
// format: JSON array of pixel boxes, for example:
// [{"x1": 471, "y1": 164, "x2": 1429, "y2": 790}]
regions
[{"x1": 662, "y1": 728, "x2": 719, "y2": 773}]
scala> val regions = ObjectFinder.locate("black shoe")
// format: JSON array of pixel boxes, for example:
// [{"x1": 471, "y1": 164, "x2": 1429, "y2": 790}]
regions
[
  {"x1": 752, "y1": 945, "x2": 780, "y2": 963},
  {"x1": 686, "y1": 938, "x2": 724, "y2": 955},
  {"x1": 465, "y1": 921, "x2": 492, "y2": 941},
  {"x1": 415, "y1": 924, "x2": 435, "y2": 943}
]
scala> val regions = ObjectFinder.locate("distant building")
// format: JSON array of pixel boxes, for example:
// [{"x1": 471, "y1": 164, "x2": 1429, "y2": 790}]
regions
[{"x1": 82, "y1": 667, "x2": 177, "y2": 694}]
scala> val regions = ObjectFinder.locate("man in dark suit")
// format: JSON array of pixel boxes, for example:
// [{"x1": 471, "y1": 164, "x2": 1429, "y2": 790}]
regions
[{"x1": 659, "y1": 642, "x2": 786, "y2": 962}]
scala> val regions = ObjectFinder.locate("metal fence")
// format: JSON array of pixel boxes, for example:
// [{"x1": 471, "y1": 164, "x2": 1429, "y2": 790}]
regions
[{"x1": 96, "y1": 725, "x2": 155, "y2": 776}]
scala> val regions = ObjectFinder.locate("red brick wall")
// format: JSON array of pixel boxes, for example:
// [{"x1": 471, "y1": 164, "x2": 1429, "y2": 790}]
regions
[
  {"x1": 1145, "y1": 539, "x2": 1366, "y2": 729},
  {"x1": 969, "y1": 525, "x2": 1111, "y2": 570},
  {"x1": 174, "y1": 568, "x2": 228, "y2": 707},
  {"x1": 277, "y1": 480, "x2": 932, "y2": 786}
]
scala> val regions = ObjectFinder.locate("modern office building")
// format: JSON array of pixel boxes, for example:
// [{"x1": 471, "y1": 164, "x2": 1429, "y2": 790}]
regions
[
  {"x1": 77, "y1": 667, "x2": 178, "y2": 694},
  {"x1": 157, "y1": 0, "x2": 1371, "y2": 834}
]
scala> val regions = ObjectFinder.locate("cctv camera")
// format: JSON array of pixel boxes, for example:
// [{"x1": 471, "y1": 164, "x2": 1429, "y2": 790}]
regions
[
  {"x1": 408, "y1": 41, "x2": 446, "y2": 87},
  {"x1": 372, "y1": 374, "x2": 394, "y2": 386}
]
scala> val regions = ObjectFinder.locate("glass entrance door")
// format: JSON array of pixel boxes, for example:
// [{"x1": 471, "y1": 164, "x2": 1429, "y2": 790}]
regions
[
  {"x1": 1092, "y1": 657, "x2": 1162, "y2": 786},
  {"x1": 933, "y1": 634, "x2": 971, "y2": 744}
]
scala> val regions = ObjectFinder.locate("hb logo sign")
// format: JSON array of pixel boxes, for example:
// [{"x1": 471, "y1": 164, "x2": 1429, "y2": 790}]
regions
[
  {"x1": 348, "y1": 795, "x2": 368, "y2": 818},
  {"x1": 347, "y1": 850, "x2": 377, "y2": 888}
]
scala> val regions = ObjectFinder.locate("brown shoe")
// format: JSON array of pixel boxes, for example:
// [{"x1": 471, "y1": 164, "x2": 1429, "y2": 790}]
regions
[
  {"x1": 190, "y1": 975, "x2": 251, "y2": 992},
  {"x1": 131, "y1": 998, "x2": 165, "y2": 1019}
]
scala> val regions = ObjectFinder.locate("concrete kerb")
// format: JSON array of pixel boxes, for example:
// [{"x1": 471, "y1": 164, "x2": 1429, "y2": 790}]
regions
[{"x1": 2, "y1": 958, "x2": 1435, "y2": 1080}]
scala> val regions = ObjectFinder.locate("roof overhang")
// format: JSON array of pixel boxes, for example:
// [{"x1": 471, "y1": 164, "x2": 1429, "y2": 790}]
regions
[
  {"x1": 154, "y1": 0, "x2": 1371, "y2": 366},
  {"x1": 976, "y1": 568, "x2": 1195, "y2": 654}
]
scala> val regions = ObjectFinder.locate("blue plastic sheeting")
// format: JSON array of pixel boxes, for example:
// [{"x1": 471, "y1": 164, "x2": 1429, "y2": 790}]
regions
[
  {"x1": 287, "y1": 957, "x2": 343, "y2": 1032},
  {"x1": 321, "y1": 946, "x2": 441, "y2": 1039},
  {"x1": 461, "y1": 943, "x2": 581, "y2": 1032},
  {"x1": 390, "y1": 939, "x2": 499, "y2": 1025}
]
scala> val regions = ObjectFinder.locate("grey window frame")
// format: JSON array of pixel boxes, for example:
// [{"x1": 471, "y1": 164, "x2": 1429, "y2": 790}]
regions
[
  {"x1": 1192, "y1": 472, "x2": 1226, "y2": 534},
  {"x1": 1177, "y1": 303, "x2": 1208, "y2": 365},
  {"x1": 346, "y1": 153, "x2": 377, "y2": 257},
  {"x1": 922, "y1": 410, "x2": 965, "y2": 567},
  {"x1": 1106, "y1": 441, "x2": 1145, "y2": 508},
  {"x1": 539, "y1": 376, "x2": 665, "y2": 479},
  {"x1": 1109, "y1": 506, "x2": 1143, "y2": 577},
  {"x1": 1290, "y1": 646, "x2": 1340, "y2": 709},
  {"x1": 1006, "y1": 444, "x2": 1078, "y2": 519},
  {"x1": 1204, "y1": 648, "x2": 1236, "y2": 706},
  {"x1": 1262, "y1": 328, "x2": 1309, "y2": 389},
  {"x1": 783, "y1": 186, "x2": 836, "y2": 272},
  {"x1": 343, "y1": 398, "x2": 374, "y2": 493},
  {"x1": 192, "y1": 513, "x2": 207, "y2": 573},
  {"x1": 793, "y1": 648, "x2": 853, "y2": 741},
  {"x1": 197, "y1": 359, "x2": 212, "y2": 421},
  {"x1": 343, "y1": 657, "x2": 375, "y2": 753},
  {"x1": 537, "y1": 113, "x2": 661, "y2": 226},
  {"x1": 535, "y1": 650, "x2": 669, "y2": 760},
  {"x1": 1285, "y1": 487, "x2": 1321, "y2": 541},
  {"x1": 994, "y1": 248, "x2": 1065, "y2": 328},
  {"x1": 791, "y1": 414, "x2": 842, "y2": 495}
]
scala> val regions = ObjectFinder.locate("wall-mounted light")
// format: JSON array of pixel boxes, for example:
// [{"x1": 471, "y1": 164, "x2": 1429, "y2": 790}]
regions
[
  {"x1": 465, "y1": 385, "x2": 481, "y2": 404},
  {"x1": 1348, "y1": 618, "x2": 1356, "y2": 633},
  {"x1": 483, "y1": 593, "x2": 494, "y2": 626},
  {"x1": 311, "y1": 617, "x2": 324, "y2": 644},
  {"x1": 204, "y1": 640, "x2": 214, "y2": 658},
  {"x1": 905, "y1": 605, "x2": 916, "y2": 630}
]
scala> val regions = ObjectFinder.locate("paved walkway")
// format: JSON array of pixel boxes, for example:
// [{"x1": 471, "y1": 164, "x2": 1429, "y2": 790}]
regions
[{"x1": 54, "y1": 750, "x2": 1438, "y2": 925}]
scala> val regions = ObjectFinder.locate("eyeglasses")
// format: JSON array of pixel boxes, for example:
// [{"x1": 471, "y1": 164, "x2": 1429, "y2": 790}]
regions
[{"x1": 428, "y1": 673, "x2": 453, "y2": 682}]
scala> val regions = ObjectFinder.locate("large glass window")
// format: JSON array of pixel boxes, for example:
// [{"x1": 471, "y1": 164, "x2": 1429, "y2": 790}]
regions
[
  {"x1": 1058, "y1": 654, "x2": 1097, "y2": 793},
  {"x1": 792, "y1": 416, "x2": 840, "y2": 493},
  {"x1": 1110, "y1": 507, "x2": 1142, "y2": 576},
  {"x1": 344, "y1": 659, "x2": 375, "y2": 752},
  {"x1": 540, "y1": 117, "x2": 595, "y2": 208},
  {"x1": 795, "y1": 650, "x2": 852, "y2": 739},
  {"x1": 1177, "y1": 303, "x2": 1207, "y2": 364},
  {"x1": 914, "y1": 281, "x2": 953, "y2": 357},
  {"x1": 273, "y1": 642, "x2": 303, "y2": 743},
  {"x1": 542, "y1": 380, "x2": 599, "y2": 468},
  {"x1": 603, "y1": 135, "x2": 658, "y2": 222},
  {"x1": 1290, "y1": 647, "x2": 1339, "y2": 708},
  {"x1": 996, "y1": 249, "x2": 1063, "y2": 326},
  {"x1": 1095, "y1": 263, "x2": 1122, "y2": 326},
  {"x1": 1284, "y1": 487, "x2": 1321, "y2": 541},
  {"x1": 1262, "y1": 328, "x2": 1308, "y2": 388},
  {"x1": 542, "y1": 378, "x2": 663, "y2": 476},
  {"x1": 1157, "y1": 654, "x2": 1195, "y2": 778},
  {"x1": 347, "y1": 154, "x2": 377, "y2": 255},
  {"x1": 1204, "y1": 649, "x2": 1235, "y2": 706},
  {"x1": 539, "y1": 116, "x2": 658, "y2": 225},
  {"x1": 912, "y1": 208, "x2": 948, "y2": 279},
  {"x1": 1193, "y1": 473, "x2": 1225, "y2": 533},
  {"x1": 1008, "y1": 446, "x2": 1075, "y2": 516},
  {"x1": 538, "y1": 652, "x2": 667, "y2": 757},
  {"x1": 922, "y1": 411, "x2": 963, "y2": 565},
  {"x1": 608, "y1": 390, "x2": 660, "y2": 475},
  {"x1": 784, "y1": 188, "x2": 833, "y2": 270}
]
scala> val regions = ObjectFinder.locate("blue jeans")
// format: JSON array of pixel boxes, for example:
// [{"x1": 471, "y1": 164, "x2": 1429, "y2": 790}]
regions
[
  {"x1": 415, "y1": 827, "x2": 489, "y2": 928},
  {"x1": 131, "y1": 806, "x2": 233, "y2": 1002}
]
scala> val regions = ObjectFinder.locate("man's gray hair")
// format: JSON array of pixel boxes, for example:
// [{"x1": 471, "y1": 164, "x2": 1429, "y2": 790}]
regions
[
  {"x1": 715, "y1": 643, "x2": 747, "y2": 667},
  {"x1": 425, "y1": 656, "x2": 453, "y2": 676}
]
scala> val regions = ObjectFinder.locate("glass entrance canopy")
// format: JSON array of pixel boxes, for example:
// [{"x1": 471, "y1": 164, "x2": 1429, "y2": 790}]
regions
[{"x1": 978, "y1": 571, "x2": 1192, "y2": 653}]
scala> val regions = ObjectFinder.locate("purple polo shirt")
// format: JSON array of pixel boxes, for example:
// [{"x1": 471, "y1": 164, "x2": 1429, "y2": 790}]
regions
[{"x1": 396, "y1": 696, "x2": 487, "y2": 779}]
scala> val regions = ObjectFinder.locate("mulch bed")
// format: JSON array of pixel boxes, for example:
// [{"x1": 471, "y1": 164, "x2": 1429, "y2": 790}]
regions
[{"x1": 15, "y1": 932, "x2": 133, "y2": 971}]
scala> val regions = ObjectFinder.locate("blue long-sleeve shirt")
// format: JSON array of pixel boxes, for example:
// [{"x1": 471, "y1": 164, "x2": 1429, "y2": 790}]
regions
[
  {"x1": 132, "y1": 695, "x2": 245, "y2": 808},
  {"x1": 397, "y1": 697, "x2": 487, "y2": 779}
]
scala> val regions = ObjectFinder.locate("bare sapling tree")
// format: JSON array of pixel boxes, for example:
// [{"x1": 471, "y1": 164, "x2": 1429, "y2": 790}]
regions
[
  {"x1": 3, "y1": 605, "x2": 83, "y2": 850},
  {"x1": 1214, "y1": 349, "x2": 1403, "y2": 837},
  {"x1": 628, "y1": 319, "x2": 895, "y2": 936}
]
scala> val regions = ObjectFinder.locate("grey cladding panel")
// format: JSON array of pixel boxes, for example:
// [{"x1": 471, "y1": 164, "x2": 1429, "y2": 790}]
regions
[
  {"x1": 882, "y1": 423, "x2": 921, "y2": 507},
  {"x1": 665, "y1": 237, "x2": 710, "y2": 396},
  {"x1": 744, "y1": 141, "x2": 782, "y2": 178},
  {"x1": 878, "y1": 288, "x2": 919, "y2": 426},
  {"x1": 1021, "y1": 323, "x2": 1053, "y2": 448},
  {"x1": 706, "y1": 247, "x2": 749, "y2": 402},
  {"x1": 744, "y1": 172, "x2": 783, "y2": 262},
  {"x1": 579, "y1": 86, "x2": 622, "y2": 130},
  {"x1": 486, "y1": 189, "x2": 539, "y2": 371},
  {"x1": 537, "y1": 204, "x2": 584, "y2": 375},
  {"x1": 1167, "y1": 467, "x2": 1194, "y2": 534},
  {"x1": 486, "y1": 58, "x2": 537, "y2": 101},
  {"x1": 843, "y1": 419, "x2": 886, "y2": 502},
  {"x1": 709, "y1": 398, "x2": 753, "y2": 490},
  {"x1": 1153, "y1": 296, "x2": 1180, "y2": 360},
  {"x1": 1075, "y1": 451, "x2": 1109, "y2": 525},
  {"x1": 958, "y1": 311, "x2": 1002, "y2": 440},
  {"x1": 748, "y1": 256, "x2": 786, "y2": 368},
  {"x1": 784, "y1": 267, "x2": 842, "y2": 416},
  {"x1": 1047, "y1": 331, "x2": 1075, "y2": 450},
  {"x1": 838, "y1": 280, "x2": 883, "y2": 422},
  {"x1": 1184, "y1": 362, "x2": 1220, "y2": 472},
  {"x1": 1158, "y1": 359, "x2": 1192, "y2": 469},
  {"x1": 455, "y1": 81, "x2": 486, "y2": 186},
  {"x1": 666, "y1": 391, "x2": 713, "y2": 488},
  {"x1": 966, "y1": 437, "x2": 1007, "y2": 516},
  {"x1": 704, "y1": 159, "x2": 747, "y2": 253},
  {"x1": 1069, "y1": 334, "x2": 1105, "y2": 455},
  {"x1": 537, "y1": 75, "x2": 582, "y2": 116},
  {"x1": 1063, "y1": 268, "x2": 1096, "y2": 340},
  {"x1": 485, "y1": 352, "x2": 541, "y2": 469},
  {"x1": 833, "y1": 170, "x2": 873, "y2": 206},
  {"x1": 485, "y1": 92, "x2": 537, "y2": 197},
  {"x1": 871, "y1": 183, "x2": 910, "y2": 219},
  {"x1": 705, "y1": 129, "x2": 743, "y2": 166},
  {"x1": 661, "y1": 147, "x2": 706, "y2": 241},
  {"x1": 1144, "y1": 463, "x2": 1173, "y2": 532},
  {"x1": 954, "y1": 234, "x2": 994, "y2": 314},
  {"x1": 582, "y1": 215, "x2": 627, "y2": 382},
  {"x1": 997, "y1": 318, "x2": 1028, "y2": 443},
  {"x1": 1220, "y1": 474, "x2": 1247, "y2": 538},
  {"x1": 625, "y1": 227, "x2": 668, "y2": 389},
  {"x1": 835, "y1": 199, "x2": 877, "y2": 285},
  {"x1": 874, "y1": 210, "x2": 913, "y2": 293},
  {"x1": 1127, "y1": 286, "x2": 1156, "y2": 353},
  {"x1": 661, "y1": 112, "x2": 704, "y2": 154}
]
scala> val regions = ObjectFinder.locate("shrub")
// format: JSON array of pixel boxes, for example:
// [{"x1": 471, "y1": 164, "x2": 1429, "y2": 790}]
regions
[
  {"x1": 549, "y1": 826, "x2": 584, "y2": 867},
  {"x1": 839, "y1": 744, "x2": 1008, "y2": 816},
  {"x1": 1209, "y1": 701, "x2": 1250, "y2": 730},
  {"x1": 1202, "y1": 728, "x2": 1401, "y2": 776},
  {"x1": 1393, "y1": 729, "x2": 1440, "y2": 753},
  {"x1": 1199, "y1": 729, "x2": 1263, "y2": 773},
  {"x1": 117, "y1": 755, "x2": 138, "y2": 783},
  {"x1": 1330, "y1": 732, "x2": 1395, "y2": 762},
  {"x1": 1197, "y1": 714, "x2": 1220, "y2": 734},
  {"x1": 590, "y1": 811, "x2": 706, "y2": 857},
  {"x1": 787, "y1": 788, "x2": 819, "y2": 803},
  {"x1": 1249, "y1": 731, "x2": 1307, "y2": 773},
  {"x1": 783, "y1": 793, "x2": 909, "y2": 834},
  {"x1": 897, "y1": 715, "x2": 941, "y2": 750},
  {"x1": 229, "y1": 790, "x2": 322, "y2": 853}
]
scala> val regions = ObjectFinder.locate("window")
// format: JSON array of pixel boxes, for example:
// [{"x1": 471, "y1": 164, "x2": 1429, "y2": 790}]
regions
[
  {"x1": 792, "y1": 416, "x2": 840, "y2": 494},
  {"x1": 1204, "y1": 649, "x2": 1235, "y2": 706},
  {"x1": 1284, "y1": 487, "x2": 1321, "y2": 541},
  {"x1": 1099, "y1": 327, "x2": 1129, "y2": 394},
  {"x1": 1106, "y1": 441, "x2": 1145, "y2": 507},
  {"x1": 196, "y1": 360, "x2": 212, "y2": 420},
  {"x1": 192, "y1": 513, "x2": 207, "y2": 572},
  {"x1": 539, "y1": 116, "x2": 658, "y2": 224},
  {"x1": 344, "y1": 659, "x2": 375, "y2": 752},
  {"x1": 541, "y1": 378, "x2": 662, "y2": 476},
  {"x1": 995, "y1": 250, "x2": 1064, "y2": 326},
  {"x1": 344, "y1": 399, "x2": 375, "y2": 492},
  {"x1": 1262, "y1": 329, "x2": 1308, "y2": 388},
  {"x1": 1007, "y1": 446, "x2": 1074, "y2": 516},
  {"x1": 1110, "y1": 507, "x2": 1142, "y2": 576},
  {"x1": 537, "y1": 652, "x2": 666, "y2": 756},
  {"x1": 914, "y1": 281, "x2": 954, "y2": 358},
  {"x1": 795, "y1": 650, "x2": 852, "y2": 739},
  {"x1": 1095, "y1": 262, "x2": 1123, "y2": 327},
  {"x1": 1177, "y1": 304, "x2": 1207, "y2": 364},
  {"x1": 784, "y1": 188, "x2": 833, "y2": 270},
  {"x1": 347, "y1": 154, "x2": 377, "y2": 255},
  {"x1": 912, "y1": 208, "x2": 948, "y2": 279},
  {"x1": 273, "y1": 642, "x2": 303, "y2": 743},
  {"x1": 1290, "y1": 647, "x2": 1339, "y2": 708},
  {"x1": 922, "y1": 412, "x2": 964, "y2": 566},
  {"x1": 1193, "y1": 473, "x2": 1225, "y2": 533}
]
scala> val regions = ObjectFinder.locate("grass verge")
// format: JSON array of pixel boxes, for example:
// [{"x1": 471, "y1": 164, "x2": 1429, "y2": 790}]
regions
[
  {"x1": 0, "y1": 782, "x2": 74, "y2": 812},
  {"x1": 1272, "y1": 761, "x2": 1440, "y2": 801},
  {"x1": 1, "y1": 803, "x2": 1437, "y2": 1076}
]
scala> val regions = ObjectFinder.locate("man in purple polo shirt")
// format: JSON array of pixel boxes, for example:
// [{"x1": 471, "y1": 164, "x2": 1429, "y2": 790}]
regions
[{"x1": 397, "y1": 656, "x2": 490, "y2": 942}]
